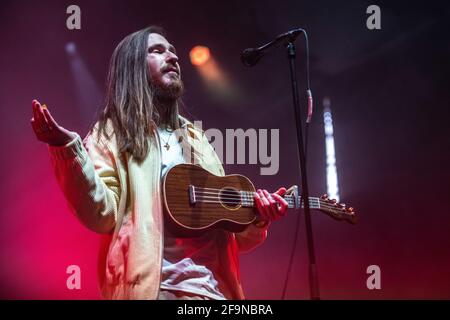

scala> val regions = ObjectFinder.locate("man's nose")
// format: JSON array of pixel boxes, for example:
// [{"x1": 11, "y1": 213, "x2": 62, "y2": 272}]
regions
[{"x1": 166, "y1": 51, "x2": 178, "y2": 64}]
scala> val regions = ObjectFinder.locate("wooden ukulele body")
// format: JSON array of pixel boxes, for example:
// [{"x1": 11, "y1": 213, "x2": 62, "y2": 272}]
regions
[{"x1": 163, "y1": 164, "x2": 258, "y2": 237}]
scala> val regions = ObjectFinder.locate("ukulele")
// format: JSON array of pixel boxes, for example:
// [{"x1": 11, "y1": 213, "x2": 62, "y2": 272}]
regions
[{"x1": 162, "y1": 164, "x2": 357, "y2": 236}]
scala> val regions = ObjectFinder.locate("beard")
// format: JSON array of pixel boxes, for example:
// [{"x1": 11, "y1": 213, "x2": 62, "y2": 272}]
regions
[
  {"x1": 152, "y1": 76, "x2": 184, "y2": 101},
  {"x1": 151, "y1": 76, "x2": 184, "y2": 127}
]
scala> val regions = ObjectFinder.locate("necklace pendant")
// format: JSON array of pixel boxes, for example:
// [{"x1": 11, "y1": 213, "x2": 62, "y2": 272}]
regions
[{"x1": 164, "y1": 142, "x2": 170, "y2": 150}]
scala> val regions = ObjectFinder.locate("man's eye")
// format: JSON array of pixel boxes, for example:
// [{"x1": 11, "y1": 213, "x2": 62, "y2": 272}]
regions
[{"x1": 151, "y1": 48, "x2": 163, "y2": 54}]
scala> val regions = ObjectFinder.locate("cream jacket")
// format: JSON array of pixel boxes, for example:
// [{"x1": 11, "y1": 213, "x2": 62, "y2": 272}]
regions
[{"x1": 48, "y1": 117, "x2": 268, "y2": 299}]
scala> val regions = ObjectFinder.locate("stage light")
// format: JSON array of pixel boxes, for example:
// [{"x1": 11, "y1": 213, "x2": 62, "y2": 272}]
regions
[
  {"x1": 190, "y1": 45, "x2": 237, "y2": 102},
  {"x1": 65, "y1": 42, "x2": 76, "y2": 55},
  {"x1": 190, "y1": 45, "x2": 211, "y2": 66},
  {"x1": 323, "y1": 97, "x2": 340, "y2": 202},
  {"x1": 65, "y1": 41, "x2": 102, "y2": 123}
]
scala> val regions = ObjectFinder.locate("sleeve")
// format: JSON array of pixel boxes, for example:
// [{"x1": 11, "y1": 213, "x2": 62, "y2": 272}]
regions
[
  {"x1": 47, "y1": 132, "x2": 120, "y2": 234},
  {"x1": 234, "y1": 220, "x2": 270, "y2": 253}
]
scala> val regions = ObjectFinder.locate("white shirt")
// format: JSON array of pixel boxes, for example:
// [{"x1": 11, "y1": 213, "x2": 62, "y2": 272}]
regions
[{"x1": 157, "y1": 127, "x2": 227, "y2": 300}]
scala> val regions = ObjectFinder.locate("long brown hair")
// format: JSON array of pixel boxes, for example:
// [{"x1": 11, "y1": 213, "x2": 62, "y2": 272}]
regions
[{"x1": 92, "y1": 26, "x2": 181, "y2": 163}]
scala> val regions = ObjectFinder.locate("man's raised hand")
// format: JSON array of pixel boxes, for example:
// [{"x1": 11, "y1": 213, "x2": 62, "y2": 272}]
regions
[{"x1": 30, "y1": 99, "x2": 77, "y2": 146}]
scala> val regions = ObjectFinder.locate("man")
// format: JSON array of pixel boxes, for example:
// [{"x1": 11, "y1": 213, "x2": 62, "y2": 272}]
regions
[{"x1": 30, "y1": 26, "x2": 288, "y2": 300}]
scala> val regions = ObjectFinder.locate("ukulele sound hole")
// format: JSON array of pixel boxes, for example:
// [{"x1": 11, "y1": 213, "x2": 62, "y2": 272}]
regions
[{"x1": 219, "y1": 187, "x2": 242, "y2": 210}]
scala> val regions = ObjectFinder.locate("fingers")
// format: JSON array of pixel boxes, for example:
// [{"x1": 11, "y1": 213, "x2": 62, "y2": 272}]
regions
[
  {"x1": 30, "y1": 117, "x2": 38, "y2": 132},
  {"x1": 31, "y1": 99, "x2": 55, "y2": 137},
  {"x1": 272, "y1": 188, "x2": 289, "y2": 217},
  {"x1": 32, "y1": 100, "x2": 36, "y2": 119},
  {"x1": 263, "y1": 190, "x2": 278, "y2": 220},
  {"x1": 32, "y1": 100, "x2": 39, "y2": 124},
  {"x1": 272, "y1": 193, "x2": 288, "y2": 216},
  {"x1": 31, "y1": 116, "x2": 48, "y2": 142},
  {"x1": 274, "y1": 187, "x2": 287, "y2": 197},
  {"x1": 31, "y1": 100, "x2": 41, "y2": 134},
  {"x1": 254, "y1": 188, "x2": 289, "y2": 223},
  {"x1": 42, "y1": 107, "x2": 58, "y2": 129},
  {"x1": 32, "y1": 100, "x2": 49, "y2": 128},
  {"x1": 254, "y1": 190, "x2": 271, "y2": 221},
  {"x1": 32, "y1": 100, "x2": 43, "y2": 124}
]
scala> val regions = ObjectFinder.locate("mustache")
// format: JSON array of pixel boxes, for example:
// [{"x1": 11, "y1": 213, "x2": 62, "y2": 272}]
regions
[{"x1": 161, "y1": 64, "x2": 180, "y2": 74}]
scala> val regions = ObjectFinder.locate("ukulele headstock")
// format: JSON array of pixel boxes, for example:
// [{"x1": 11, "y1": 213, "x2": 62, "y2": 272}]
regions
[{"x1": 319, "y1": 194, "x2": 358, "y2": 224}]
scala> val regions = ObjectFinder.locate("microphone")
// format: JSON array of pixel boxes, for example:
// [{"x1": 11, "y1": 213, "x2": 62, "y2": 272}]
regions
[{"x1": 241, "y1": 28, "x2": 304, "y2": 67}]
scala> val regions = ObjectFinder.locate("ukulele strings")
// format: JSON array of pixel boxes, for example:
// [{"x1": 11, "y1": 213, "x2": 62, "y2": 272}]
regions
[
  {"x1": 191, "y1": 186, "x2": 345, "y2": 212},
  {"x1": 195, "y1": 193, "x2": 320, "y2": 206},
  {"x1": 193, "y1": 194, "x2": 340, "y2": 212}
]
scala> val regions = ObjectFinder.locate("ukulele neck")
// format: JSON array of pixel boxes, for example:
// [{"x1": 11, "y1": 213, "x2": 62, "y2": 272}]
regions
[{"x1": 239, "y1": 191, "x2": 321, "y2": 209}]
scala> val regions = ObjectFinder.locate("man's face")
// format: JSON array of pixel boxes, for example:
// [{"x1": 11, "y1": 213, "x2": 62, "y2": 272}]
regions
[{"x1": 147, "y1": 33, "x2": 183, "y2": 99}]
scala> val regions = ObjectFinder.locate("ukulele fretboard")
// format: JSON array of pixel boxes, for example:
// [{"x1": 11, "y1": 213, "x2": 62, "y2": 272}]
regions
[{"x1": 189, "y1": 185, "x2": 321, "y2": 209}]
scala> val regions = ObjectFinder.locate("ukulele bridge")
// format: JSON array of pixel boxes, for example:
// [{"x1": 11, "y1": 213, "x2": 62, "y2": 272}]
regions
[{"x1": 188, "y1": 185, "x2": 196, "y2": 205}]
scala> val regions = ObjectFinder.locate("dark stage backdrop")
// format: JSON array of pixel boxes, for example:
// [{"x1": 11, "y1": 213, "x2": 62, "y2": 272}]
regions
[{"x1": 0, "y1": 0, "x2": 449, "y2": 299}]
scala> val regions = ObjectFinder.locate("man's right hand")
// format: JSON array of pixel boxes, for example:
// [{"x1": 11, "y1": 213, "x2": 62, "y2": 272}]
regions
[{"x1": 30, "y1": 99, "x2": 78, "y2": 146}]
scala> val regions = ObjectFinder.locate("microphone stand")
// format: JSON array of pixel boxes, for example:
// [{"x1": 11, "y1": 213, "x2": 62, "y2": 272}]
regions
[
  {"x1": 241, "y1": 29, "x2": 319, "y2": 300},
  {"x1": 286, "y1": 41, "x2": 320, "y2": 300}
]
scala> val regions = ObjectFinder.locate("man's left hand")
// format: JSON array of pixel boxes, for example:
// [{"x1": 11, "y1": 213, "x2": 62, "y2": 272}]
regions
[{"x1": 254, "y1": 187, "x2": 289, "y2": 224}]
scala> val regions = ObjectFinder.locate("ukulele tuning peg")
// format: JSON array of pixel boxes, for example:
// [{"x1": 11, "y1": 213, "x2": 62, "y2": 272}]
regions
[
  {"x1": 346, "y1": 207, "x2": 354, "y2": 213},
  {"x1": 321, "y1": 194, "x2": 328, "y2": 199}
]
